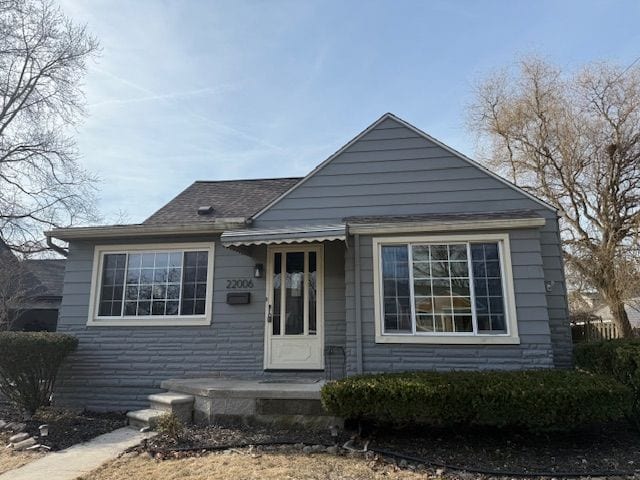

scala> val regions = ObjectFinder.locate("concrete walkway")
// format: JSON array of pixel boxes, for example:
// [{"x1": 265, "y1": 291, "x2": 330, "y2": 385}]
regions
[{"x1": 0, "y1": 427, "x2": 155, "y2": 480}]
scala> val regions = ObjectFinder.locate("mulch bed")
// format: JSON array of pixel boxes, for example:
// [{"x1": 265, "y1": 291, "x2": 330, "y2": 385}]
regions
[
  {"x1": 369, "y1": 422, "x2": 640, "y2": 476},
  {"x1": 141, "y1": 420, "x2": 640, "y2": 477},
  {"x1": 0, "y1": 404, "x2": 126, "y2": 451},
  {"x1": 143, "y1": 423, "x2": 345, "y2": 452}
]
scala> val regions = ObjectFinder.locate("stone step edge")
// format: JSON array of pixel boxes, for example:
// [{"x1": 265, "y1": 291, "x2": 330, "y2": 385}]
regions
[
  {"x1": 126, "y1": 408, "x2": 165, "y2": 424},
  {"x1": 148, "y1": 392, "x2": 195, "y2": 405}
]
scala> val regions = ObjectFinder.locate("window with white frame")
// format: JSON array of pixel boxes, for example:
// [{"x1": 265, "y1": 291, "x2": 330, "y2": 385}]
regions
[
  {"x1": 374, "y1": 235, "x2": 518, "y2": 342},
  {"x1": 90, "y1": 243, "x2": 214, "y2": 325}
]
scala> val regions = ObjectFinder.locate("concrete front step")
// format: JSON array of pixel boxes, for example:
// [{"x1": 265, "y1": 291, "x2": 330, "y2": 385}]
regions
[
  {"x1": 126, "y1": 408, "x2": 165, "y2": 429},
  {"x1": 160, "y1": 378, "x2": 341, "y2": 428},
  {"x1": 148, "y1": 392, "x2": 194, "y2": 424}
]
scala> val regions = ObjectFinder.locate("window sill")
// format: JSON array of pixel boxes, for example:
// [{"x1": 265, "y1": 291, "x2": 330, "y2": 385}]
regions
[
  {"x1": 87, "y1": 317, "x2": 211, "y2": 327},
  {"x1": 375, "y1": 334, "x2": 521, "y2": 345}
]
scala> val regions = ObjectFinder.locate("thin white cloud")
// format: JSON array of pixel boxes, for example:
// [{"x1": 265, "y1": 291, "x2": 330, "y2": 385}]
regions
[
  {"x1": 89, "y1": 66, "x2": 284, "y2": 152},
  {"x1": 88, "y1": 87, "x2": 221, "y2": 107}
]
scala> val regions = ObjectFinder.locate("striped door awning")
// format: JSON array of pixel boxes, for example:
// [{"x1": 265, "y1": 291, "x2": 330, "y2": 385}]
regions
[{"x1": 221, "y1": 224, "x2": 346, "y2": 247}]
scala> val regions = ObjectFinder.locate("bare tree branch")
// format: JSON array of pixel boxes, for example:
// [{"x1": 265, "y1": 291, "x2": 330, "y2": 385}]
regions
[
  {"x1": 0, "y1": 244, "x2": 41, "y2": 330},
  {"x1": 469, "y1": 57, "x2": 640, "y2": 337},
  {"x1": 0, "y1": 0, "x2": 100, "y2": 254}
]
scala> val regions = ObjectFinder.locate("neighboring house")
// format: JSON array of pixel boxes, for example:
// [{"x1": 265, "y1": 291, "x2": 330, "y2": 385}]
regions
[
  {"x1": 15, "y1": 259, "x2": 66, "y2": 331},
  {"x1": 589, "y1": 299, "x2": 640, "y2": 329},
  {"x1": 47, "y1": 113, "x2": 571, "y2": 411},
  {"x1": 0, "y1": 241, "x2": 65, "y2": 331}
]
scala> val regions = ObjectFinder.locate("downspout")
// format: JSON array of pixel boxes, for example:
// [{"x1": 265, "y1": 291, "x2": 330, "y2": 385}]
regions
[
  {"x1": 354, "y1": 233, "x2": 363, "y2": 374},
  {"x1": 46, "y1": 234, "x2": 69, "y2": 257}
]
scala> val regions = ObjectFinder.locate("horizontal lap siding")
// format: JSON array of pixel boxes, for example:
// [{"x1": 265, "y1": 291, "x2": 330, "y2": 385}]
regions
[
  {"x1": 346, "y1": 232, "x2": 554, "y2": 374},
  {"x1": 255, "y1": 119, "x2": 571, "y2": 369},
  {"x1": 56, "y1": 237, "x2": 346, "y2": 411},
  {"x1": 540, "y1": 217, "x2": 572, "y2": 367}
]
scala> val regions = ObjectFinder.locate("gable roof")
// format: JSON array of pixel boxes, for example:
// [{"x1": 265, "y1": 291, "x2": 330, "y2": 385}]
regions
[
  {"x1": 143, "y1": 177, "x2": 301, "y2": 225},
  {"x1": 252, "y1": 113, "x2": 556, "y2": 220},
  {"x1": 0, "y1": 241, "x2": 65, "y2": 300},
  {"x1": 24, "y1": 259, "x2": 66, "y2": 298}
]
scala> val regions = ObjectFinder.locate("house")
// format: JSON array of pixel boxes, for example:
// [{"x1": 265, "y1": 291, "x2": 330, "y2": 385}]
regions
[
  {"x1": 47, "y1": 113, "x2": 571, "y2": 412},
  {"x1": 0, "y1": 240, "x2": 65, "y2": 332},
  {"x1": 592, "y1": 300, "x2": 640, "y2": 329},
  {"x1": 569, "y1": 299, "x2": 640, "y2": 342}
]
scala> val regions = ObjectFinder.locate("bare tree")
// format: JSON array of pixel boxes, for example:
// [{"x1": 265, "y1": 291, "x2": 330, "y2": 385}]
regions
[
  {"x1": 0, "y1": 247, "x2": 39, "y2": 330},
  {"x1": 0, "y1": 0, "x2": 99, "y2": 254},
  {"x1": 469, "y1": 58, "x2": 640, "y2": 337}
]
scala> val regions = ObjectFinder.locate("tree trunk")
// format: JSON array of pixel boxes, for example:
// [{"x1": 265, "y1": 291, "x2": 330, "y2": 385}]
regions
[{"x1": 606, "y1": 296, "x2": 634, "y2": 338}]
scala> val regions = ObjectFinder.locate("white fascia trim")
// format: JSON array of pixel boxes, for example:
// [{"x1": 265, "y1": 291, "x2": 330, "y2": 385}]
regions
[
  {"x1": 371, "y1": 233, "x2": 520, "y2": 345},
  {"x1": 87, "y1": 241, "x2": 215, "y2": 327},
  {"x1": 47, "y1": 219, "x2": 246, "y2": 241},
  {"x1": 251, "y1": 113, "x2": 556, "y2": 221},
  {"x1": 348, "y1": 217, "x2": 545, "y2": 235}
]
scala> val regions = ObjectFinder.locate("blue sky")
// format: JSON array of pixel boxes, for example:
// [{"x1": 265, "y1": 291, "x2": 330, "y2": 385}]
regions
[{"x1": 60, "y1": 0, "x2": 640, "y2": 224}]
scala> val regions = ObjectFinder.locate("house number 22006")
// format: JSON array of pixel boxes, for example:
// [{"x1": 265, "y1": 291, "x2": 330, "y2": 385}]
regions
[{"x1": 227, "y1": 279, "x2": 253, "y2": 289}]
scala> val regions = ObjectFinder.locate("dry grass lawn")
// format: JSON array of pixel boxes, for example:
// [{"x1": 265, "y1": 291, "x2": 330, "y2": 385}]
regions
[
  {"x1": 0, "y1": 432, "x2": 44, "y2": 475},
  {"x1": 78, "y1": 450, "x2": 432, "y2": 480}
]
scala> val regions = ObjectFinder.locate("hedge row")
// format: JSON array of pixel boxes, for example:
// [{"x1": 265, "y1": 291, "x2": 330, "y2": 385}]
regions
[
  {"x1": 575, "y1": 338, "x2": 640, "y2": 420},
  {"x1": 0, "y1": 332, "x2": 78, "y2": 414},
  {"x1": 574, "y1": 338, "x2": 640, "y2": 386},
  {"x1": 321, "y1": 370, "x2": 631, "y2": 432}
]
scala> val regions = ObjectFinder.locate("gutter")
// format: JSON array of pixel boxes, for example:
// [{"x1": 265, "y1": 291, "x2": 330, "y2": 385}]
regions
[
  {"x1": 46, "y1": 235, "x2": 69, "y2": 257},
  {"x1": 348, "y1": 217, "x2": 546, "y2": 235},
  {"x1": 45, "y1": 218, "x2": 247, "y2": 241}
]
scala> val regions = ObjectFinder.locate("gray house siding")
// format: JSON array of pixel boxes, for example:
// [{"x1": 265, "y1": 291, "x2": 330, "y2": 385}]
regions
[
  {"x1": 255, "y1": 116, "x2": 571, "y2": 368},
  {"x1": 56, "y1": 237, "x2": 346, "y2": 411},
  {"x1": 345, "y1": 231, "x2": 553, "y2": 375}
]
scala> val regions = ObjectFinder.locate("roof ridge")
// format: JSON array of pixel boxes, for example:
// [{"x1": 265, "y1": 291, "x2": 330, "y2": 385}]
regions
[{"x1": 194, "y1": 177, "x2": 302, "y2": 184}]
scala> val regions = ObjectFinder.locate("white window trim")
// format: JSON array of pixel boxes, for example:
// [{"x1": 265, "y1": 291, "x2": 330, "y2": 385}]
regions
[
  {"x1": 372, "y1": 233, "x2": 520, "y2": 345},
  {"x1": 87, "y1": 241, "x2": 215, "y2": 327}
]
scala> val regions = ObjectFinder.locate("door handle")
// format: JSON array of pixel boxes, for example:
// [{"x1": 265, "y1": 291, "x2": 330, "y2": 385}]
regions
[{"x1": 267, "y1": 303, "x2": 272, "y2": 323}]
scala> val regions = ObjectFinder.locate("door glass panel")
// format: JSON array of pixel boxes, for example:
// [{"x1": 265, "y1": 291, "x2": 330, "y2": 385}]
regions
[
  {"x1": 272, "y1": 252, "x2": 281, "y2": 335},
  {"x1": 308, "y1": 252, "x2": 317, "y2": 335},
  {"x1": 285, "y1": 252, "x2": 305, "y2": 334}
]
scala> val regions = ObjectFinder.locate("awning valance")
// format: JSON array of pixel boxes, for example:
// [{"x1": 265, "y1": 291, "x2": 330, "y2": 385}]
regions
[{"x1": 221, "y1": 224, "x2": 346, "y2": 247}]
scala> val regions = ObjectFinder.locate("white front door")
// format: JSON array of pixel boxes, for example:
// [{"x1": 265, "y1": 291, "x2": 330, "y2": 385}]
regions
[{"x1": 264, "y1": 244, "x2": 324, "y2": 370}]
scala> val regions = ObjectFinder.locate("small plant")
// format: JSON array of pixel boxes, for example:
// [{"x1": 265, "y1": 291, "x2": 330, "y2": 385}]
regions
[
  {"x1": 0, "y1": 332, "x2": 78, "y2": 415},
  {"x1": 155, "y1": 413, "x2": 184, "y2": 441},
  {"x1": 34, "y1": 406, "x2": 82, "y2": 423},
  {"x1": 321, "y1": 370, "x2": 632, "y2": 432}
]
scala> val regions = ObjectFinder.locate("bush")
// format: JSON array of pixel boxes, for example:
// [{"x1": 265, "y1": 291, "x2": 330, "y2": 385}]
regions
[
  {"x1": 575, "y1": 339, "x2": 640, "y2": 421},
  {"x1": 321, "y1": 370, "x2": 631, "y2": 432},
  {"x1": 0, "y1": 332, "x2": 78, "y2": 415},
  {"x1": 155, "y1": 413, "x2": 184, "y2": 441}
]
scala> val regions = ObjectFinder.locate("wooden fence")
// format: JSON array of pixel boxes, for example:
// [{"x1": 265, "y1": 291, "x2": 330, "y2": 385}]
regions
[{"x1": 571, "y1": 320, "x2": 621, "y2": 343}]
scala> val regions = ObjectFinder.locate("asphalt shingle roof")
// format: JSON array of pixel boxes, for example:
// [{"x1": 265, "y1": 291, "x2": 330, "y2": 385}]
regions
[
  {"x1": 1, "y1": 238, "x2": 65, "y2": 299},
  {"x1": 24, "y1": 259, "x2": 66, "y2": 298},
  {"x1": 143, "y1": 177, "x2": 301, "y2": 225}
]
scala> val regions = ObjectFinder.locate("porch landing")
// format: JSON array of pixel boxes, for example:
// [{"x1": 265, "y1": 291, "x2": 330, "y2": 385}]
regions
[
  {"x1": 160, "y1": 377, "x2": 324, "y2": 399},
  {"x1": 127, "y1": 378, "x2": 339, "y2": 429}
]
